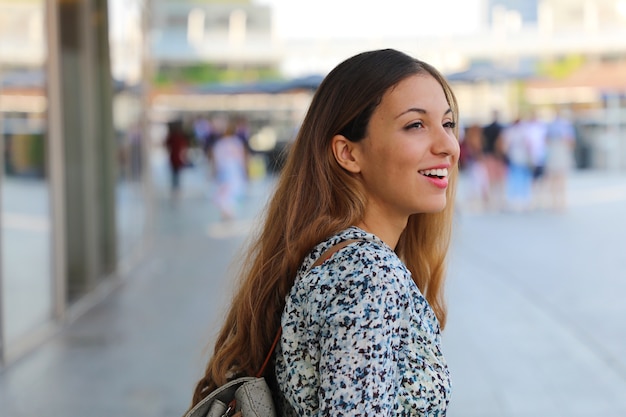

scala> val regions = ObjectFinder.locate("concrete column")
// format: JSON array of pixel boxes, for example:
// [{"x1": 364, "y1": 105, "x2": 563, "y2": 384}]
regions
[
  {"x1": 45, "y1": 0, "x2": 67, "y2": 321},
  {"x1": 54, "y1": 0, "x2": 116, "y2": 302},
  {"x1": 91, "y1": 0, "x2": 117, "y2": 277}
]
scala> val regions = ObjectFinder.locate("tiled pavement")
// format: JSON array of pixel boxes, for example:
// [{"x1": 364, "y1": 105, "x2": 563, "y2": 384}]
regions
[{"x1": 1, "y1": 168, "x2": 626, "y2": 417}]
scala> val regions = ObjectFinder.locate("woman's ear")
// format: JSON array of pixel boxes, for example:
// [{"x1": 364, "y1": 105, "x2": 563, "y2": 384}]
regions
[{"x1": 331, "y1": 134, "x2": 361, "y2": 173}]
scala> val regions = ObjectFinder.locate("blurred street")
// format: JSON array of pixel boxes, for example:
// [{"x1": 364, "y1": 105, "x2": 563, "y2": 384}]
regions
[
  {"x1": 1, "y1": 159, "x2": 626, "y2": 417},
  {"x1": 2, "y1": 1, "x2": 626, "y2": 416},
  {"x1": 447, "y1": 170, "x2": 626, "y2": 416}
]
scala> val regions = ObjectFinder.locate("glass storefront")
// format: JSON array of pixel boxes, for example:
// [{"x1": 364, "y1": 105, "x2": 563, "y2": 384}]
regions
[
  {"x1": 0, "y1": 0, "x2": 52, "y2": 352},
  {"x1": 0, "y1": 0, "x2": 150, "y2": 364},
  {"x1": 109, "y1": 0, "x2": 149, "y2": 270}
]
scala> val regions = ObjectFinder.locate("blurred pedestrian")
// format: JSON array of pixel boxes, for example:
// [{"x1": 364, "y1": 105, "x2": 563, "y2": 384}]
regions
[
  {"x1": 234, "y1": 114, "x2": 253, "y2": 178},
  {"x1": 525, "y1": 110, "x2": 548, "y2": 208},
  {"x1": 462, "y1": 124, "x2": 490, "y2": 212},
  {"x1": 482, "y1": 109, "x2": 508, "y2": 210},
  {"x1": 193, "y1": 114, "x2": 212, "y2": 157},
  {"x1": 127, "y1": 121, "x2": 143, "y2": 180},
  {"x1": 204, "y1": 114, "x2": 227, "y2": 175},
  {"x1": 483, "y1": 110, "x2": 504, "y2": 156},
  {"x1": 503, "y1": 117, "x2": 533, "y2": 211},
  {"x1": 163, "y1": 120, "x2": 188, "y2": 199},
  {"x1": 234, "y1": 115, "x2": 251, "y2": 150},
  {"x1": 186, "y1": 49, "x2": 460, "y2": 416},
  {"x1": 545, "y1": 108, "x2": 576, "y2": 211},
  {"x1": 212, "y1": 118, "x2": 248, "y2": 220}
]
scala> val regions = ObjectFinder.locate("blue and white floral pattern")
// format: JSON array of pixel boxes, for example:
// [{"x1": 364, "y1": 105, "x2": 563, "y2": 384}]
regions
[{"x1": 275, "y1": 226, "x2": 450, "y2": 416}]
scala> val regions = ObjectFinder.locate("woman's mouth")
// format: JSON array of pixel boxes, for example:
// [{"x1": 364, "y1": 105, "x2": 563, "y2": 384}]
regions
[
  {"x1": 418, "y1": 168, "x2": 448, "y2": 179},
  {"x1": 418, "y1": 168, "x2": 449, "y2": 189}
]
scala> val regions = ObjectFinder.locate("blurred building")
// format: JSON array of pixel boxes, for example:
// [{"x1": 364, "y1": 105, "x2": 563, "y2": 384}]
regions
[
  {"x1": 143, "y1": 0, "x2": 626, "y2": 169},
  {"x1": 151, "y1": 0, "x2": 278, "y2": 69},
  {"x1": 1, "y1": 0, "x2": 625, "y2": 368},
  {"x1": 145, "y1": 0, "x2": 626, "y2": 170},
  {"x1": 488, "y1": 0, "x2": 539, "y2": 28},
  {"x1": 147, "y1": 0, "x2": 310, "y2": 159},
  {"x1": 541, "y1": 0, "x2": 626, "y2": 32}
]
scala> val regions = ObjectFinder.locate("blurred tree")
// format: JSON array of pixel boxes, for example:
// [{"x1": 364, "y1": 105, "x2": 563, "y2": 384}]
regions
[
  {"x1": 538, "y1": 55, "x2": 586, "y2": 79},
  {"x1": 153, "y1": 63, "x2": 280, "y2": 86}
]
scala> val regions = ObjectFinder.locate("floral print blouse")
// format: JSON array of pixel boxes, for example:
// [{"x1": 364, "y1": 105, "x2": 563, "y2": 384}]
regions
[{"x1": 274, "y1": 226, "x2": 451, "y2": 416}]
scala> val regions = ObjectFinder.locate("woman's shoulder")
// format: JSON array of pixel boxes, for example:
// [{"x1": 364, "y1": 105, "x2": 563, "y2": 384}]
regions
[
  {"x1": 298, "y1": 227, "x2": 398, "y2": 275},
  {"x1": 298, "y1": 239, "x2": 412, "y2": 328},
  {"x1": 329, "y1": 238, "x2": 402, "y2": 274},
  {"x1": 299, "y1": 229, "x2": 407, "y2": 294}
]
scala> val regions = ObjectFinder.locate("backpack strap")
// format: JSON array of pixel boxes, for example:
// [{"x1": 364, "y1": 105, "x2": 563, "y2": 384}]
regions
[{"x1": 256, "y1": 327, "x2": 282, "y2": 378}]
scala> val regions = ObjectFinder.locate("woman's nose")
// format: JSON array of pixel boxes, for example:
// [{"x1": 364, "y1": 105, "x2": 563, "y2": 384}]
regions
[{"x1": 433, "y1": 127, "x2": 460, "y2": 159}]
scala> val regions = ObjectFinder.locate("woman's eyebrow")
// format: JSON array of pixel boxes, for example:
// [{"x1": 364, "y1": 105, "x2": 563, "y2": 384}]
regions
[{"x1": 395, "y1": 108, "x2": 452, "y2": 119}]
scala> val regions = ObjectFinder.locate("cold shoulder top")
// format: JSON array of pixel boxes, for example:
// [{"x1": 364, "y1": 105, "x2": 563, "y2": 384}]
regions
[{"x1": 274, "y1": 226, "x2": 450, "y2": 416}]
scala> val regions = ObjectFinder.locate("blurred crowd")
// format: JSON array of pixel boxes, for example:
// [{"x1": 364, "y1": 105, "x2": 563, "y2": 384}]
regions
[
  {"x1": 459, "y1": 108, "x2": 577, "y2": 213},
  {"x1": 163, "y1": 113, "x2": 258, "y2": 220},
  {"x1": 161, "y1": 107, "x2": 580, "y2": 218}
]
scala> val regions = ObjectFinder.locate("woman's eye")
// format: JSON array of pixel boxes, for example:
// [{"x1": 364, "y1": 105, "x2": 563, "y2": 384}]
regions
[
  {"x1": 406, "y1": 121, "x2": 423, "y2": 130},
  {"x1": 443, "y1": 121, "x2": 457, "y2": 129}
]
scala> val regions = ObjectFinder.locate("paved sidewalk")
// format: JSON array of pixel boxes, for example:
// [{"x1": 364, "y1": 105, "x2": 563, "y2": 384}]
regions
[
  {"x1": 446, "y1": 170, "x2": 626, "y2": 417},
  {"x1": 1, "y1": 169, "x2": 625, "y2": 417}
]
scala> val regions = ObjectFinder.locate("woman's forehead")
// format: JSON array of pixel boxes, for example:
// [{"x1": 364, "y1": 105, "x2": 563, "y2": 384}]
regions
[{"x1": 379, "y1": 74, "x2": 449, "y2": 117}]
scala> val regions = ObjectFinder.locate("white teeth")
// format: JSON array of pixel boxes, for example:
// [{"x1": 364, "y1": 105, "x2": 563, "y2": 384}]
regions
[{"x1": 419, "y1": 168, "x2": 448, "y2": 177}]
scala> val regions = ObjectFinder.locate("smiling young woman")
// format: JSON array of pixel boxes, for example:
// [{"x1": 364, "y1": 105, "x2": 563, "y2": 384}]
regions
[
  {"x1": 332, "y1": 73, "x2": 460, "y2": 247},
  {"x1": 187, "y1": 49, "x2": 460, "y2": 416}
]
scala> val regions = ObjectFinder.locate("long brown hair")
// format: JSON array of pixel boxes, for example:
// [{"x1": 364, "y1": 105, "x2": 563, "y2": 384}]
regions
[{"x1": 189, "y1": 49, "x2": 459, "y2": 408}]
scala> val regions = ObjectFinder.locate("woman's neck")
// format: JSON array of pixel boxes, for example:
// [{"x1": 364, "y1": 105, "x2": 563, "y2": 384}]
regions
[{"x1": 355, "y1": 217, "x2": 406, "y2": 250}]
